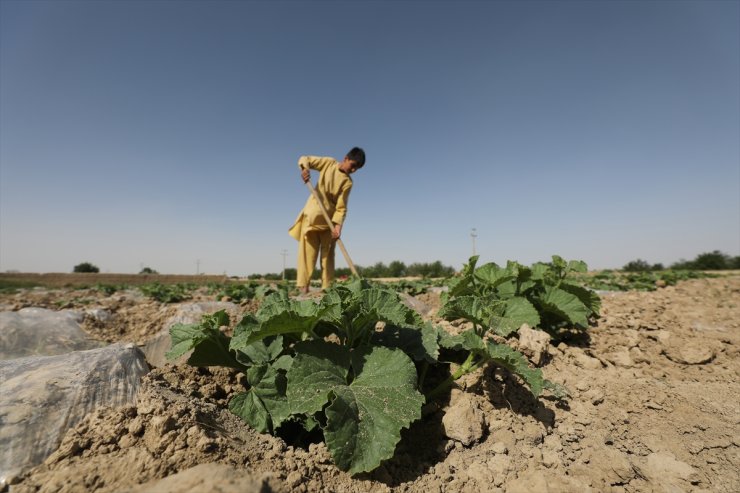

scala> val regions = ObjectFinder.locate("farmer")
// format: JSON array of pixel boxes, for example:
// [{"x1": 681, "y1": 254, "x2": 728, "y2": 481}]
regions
[{"x1": 289, "y1": 147, "x2": 366, "y2": 294}]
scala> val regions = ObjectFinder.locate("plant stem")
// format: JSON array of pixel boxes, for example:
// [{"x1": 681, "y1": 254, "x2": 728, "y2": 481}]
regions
[
  {"x1": 418, "y1": 361, "x2": 429, "y2": 390},
  {"x1": 425, "y1": 352, "x2": 478, "y2": 402}
]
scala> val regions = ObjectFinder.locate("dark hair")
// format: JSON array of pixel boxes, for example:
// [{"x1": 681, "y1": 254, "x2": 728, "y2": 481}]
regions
[{"x1": 346, "y1": 147, "x2": 366, "y2": 168}]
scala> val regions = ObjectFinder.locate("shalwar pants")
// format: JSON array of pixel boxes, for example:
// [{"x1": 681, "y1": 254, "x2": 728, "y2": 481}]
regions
[{"x1": 297, "y1": 229, "x2": 336, "y2": 289}]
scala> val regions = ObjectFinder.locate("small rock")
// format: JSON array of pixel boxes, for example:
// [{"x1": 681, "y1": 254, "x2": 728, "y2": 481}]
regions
[
  {"x1": 663, "y1": 344, "x2": 715, "y2": 365},
  {"x1": 518, "y1": 324, "x2": 551, "y2": 366},
  {"x1": 466, "y1": 461, "x2": 494, "y2": 485},
  {"x1": 441, "y1": 396, "x2": 486, "y2": 446},
  {"x1": 570, "y1": 348, "x2": 603, "y2": 369},
  {"x1": 148, "y1": 415, "x2": 176, "y2": 436},
  {"x1": 642, "y1": 451, "x2": 699, "y2": 485},
  {"x1": 128, "y1": 417, "x2": 145, "y2": 436},
  {"x1": 521, "y1": 422, "x2": 544, "y2": 446},
  {"x1": 286, "y1": 471, "x2": 303, "y2": 488},
  {"x1": 487, "y1": 455, "x2": 512, "y2": 487},
  {"x1": 86, "y1": 308, "x2": 113, "y2": 323},
  {"x1": 605, "y1": 350, "x2": 634, "y2": 368},
  {"x1": 491, "y1": 441, "x2": 508, "y2": 455},
  {"x1": 542, "y1": 449, "x2": 560, "y2": 468},
  {"x1": 629, "y1": 347, "x2": 650, "y2": 364},
  {"x1": 585, "y1": 388, "x2": 605, "y2": 405}
]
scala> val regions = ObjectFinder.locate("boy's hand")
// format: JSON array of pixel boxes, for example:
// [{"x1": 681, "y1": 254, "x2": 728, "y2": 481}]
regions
[
  {"x1": 301, "y1": 168, "x2": 310, "y2": 183},
  {"x1": 332, "y1": 224, "x2": 342, "y2": 239}
]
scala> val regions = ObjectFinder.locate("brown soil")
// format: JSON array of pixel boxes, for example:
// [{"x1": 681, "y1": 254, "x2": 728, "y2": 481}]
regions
[{"x1": 5, "y1": 276, "x2": 740, "y2": 492}]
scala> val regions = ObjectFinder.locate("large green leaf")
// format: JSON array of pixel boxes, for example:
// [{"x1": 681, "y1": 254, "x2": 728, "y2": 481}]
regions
[
  {"x1": 539, "y1": 286, "x2": 590, "y2": 327},
  {"x1": 287, "y1": 342, "x2": 424, "y2": 474},
  {"x1": 234, "y1": 336, "x2": 284, "y2": 366},
  {"x1": 438, "y1": 295, "x2": 490, "y2": 327},
  {"x1": 166, "y1": 311, "x2": 243, "y2": 370},
  {"x1": 438, "y1": 329, "x2": 486, "y2": 352},
  {"x1": 371, "y1": 322, "x2": 441, "y2": 363},
  {"x1": 229, "y1": 391, "x2": 270, "y2": 433},
  {"x1": 530, "y1": 262, "x2": 550, "y2": 281},
  {"x1": 229, "y1": 355, "x2": 293, "y2": 433},
  {"x1": 474, "y1": 263, "x2": 515, "y2": 289},
  {"x1": 559, "y1": 282, "x2": 601, "y2": 316},
  {"x1": 232, "y1": 299, "x2": 327, "y2": 348},
  {"x1": 491, "y1": 297, "x2": 541, "y2": 337},
  {"x1": 286, "y1": 341, "x2": 351, "y2": 416},
  {"x1": 484, "y1": 341, "x2": 546, "y2": 397},
  {"x1": 446, "y1": 256, "x2": 479, "y2": 298},
  {"x1": 325, "y1": 347, "x2": 425, "y2": 474}
]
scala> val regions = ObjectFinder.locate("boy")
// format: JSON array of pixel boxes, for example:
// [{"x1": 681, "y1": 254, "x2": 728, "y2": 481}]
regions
[{"x1": 288, "y1": 147, "x2": 366, "y2": 294}]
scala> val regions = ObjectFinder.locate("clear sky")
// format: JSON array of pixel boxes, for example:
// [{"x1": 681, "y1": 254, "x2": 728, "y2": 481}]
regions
[{"x1": 1, "y1": 0, "x2": 738, "y2": 275}]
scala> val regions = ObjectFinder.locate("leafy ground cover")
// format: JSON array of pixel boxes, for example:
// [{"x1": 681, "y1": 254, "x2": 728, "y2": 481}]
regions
[
  {"x1": 138, "y1": 282, "x2": 196, "y2": 303},
  {"x1": 576, "y1": 269, "x2": 714, "y2": 292},
  {"x1": 207, "y1": 281, "x2": 289, "y2": 303},
  {"x1": 166, "y1": 275, "x2": 566, "y2": 474}
]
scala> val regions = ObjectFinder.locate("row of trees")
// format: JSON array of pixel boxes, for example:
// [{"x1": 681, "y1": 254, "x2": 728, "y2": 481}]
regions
[
  {"x1": 72, "y1": 263, "x2": 158, "y2": 274},
  {"x1": 74, "y1": 250, "x2": 738, "y2": 278},
  {"x1": 252, "y1": 260, "x2": 456, "y2": 281},
  {"x1": 623, "y1": 250, "x2": 740, "y2": 272}
]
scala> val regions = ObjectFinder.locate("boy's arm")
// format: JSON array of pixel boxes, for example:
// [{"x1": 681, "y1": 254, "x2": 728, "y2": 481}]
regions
[
  {"x1": 298, "y1": 156, "x2": 336, "y2": 172},
  {"x1": 331, "y1": 182, "x2": 352, "y2": 237},
  {"x1": 298, "y1": 155, "x2": 336, "y2": 183}
]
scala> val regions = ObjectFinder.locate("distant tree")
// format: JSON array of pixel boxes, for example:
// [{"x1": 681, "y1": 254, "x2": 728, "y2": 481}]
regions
[
  {"x1": 670, "y1": 250, "x2": 737, "y2": 270},
  {"x1": 73, "y1": 262, "x2": 99, "y2": 273},
  {"x1": 622, "y1": 259, "x2": 652, "y2": 272},
  {"x1": 651, "y1": 263, "x2": 665, "y2": 271},
  {"x1": 388, "y1": 260, "x2": 407, "y2": 277},
  {"x1": 670, "y1": 258, "x2": 693, "y2": 270},
  {"x1": 247, "y1": 273, "x2": 262, "y2": 280},
  {"x1": 283, "y1": 268, "x2": 297, "y2": 281},
  {"x1": 692, "y1": 250, "x2": 730, "y2": 270},
  {"x1": 139, "y1": 267, "x2": 158, "y2": 274},
  {"x1": 407, "y1": 261, "x2": 455, "y2": 278},
  {"x1": 263, "y1": 273, "x2": 281, "y2": 281}
]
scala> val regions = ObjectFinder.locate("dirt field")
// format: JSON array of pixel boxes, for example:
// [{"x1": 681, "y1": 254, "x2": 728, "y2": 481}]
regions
[
  {"x1": 0, "y1": 273, "x2": 234, "y2": 289},
  {"x1": 3, "y1": 276, "x2": 739, "y2": 492}
]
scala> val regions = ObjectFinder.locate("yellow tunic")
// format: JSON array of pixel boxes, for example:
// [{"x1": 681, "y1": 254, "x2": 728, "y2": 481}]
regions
[
  {"x1": 288, "y1": 156, "x2": 353, "y2": 240},
  {"x1": 289, "y1": 155, "x2": 353, "y2": 289}
]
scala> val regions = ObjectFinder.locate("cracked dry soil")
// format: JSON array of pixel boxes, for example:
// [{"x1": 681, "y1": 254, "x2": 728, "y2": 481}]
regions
[{"x1": 4, "y1": 276, "x2": 740, "y2": 493}]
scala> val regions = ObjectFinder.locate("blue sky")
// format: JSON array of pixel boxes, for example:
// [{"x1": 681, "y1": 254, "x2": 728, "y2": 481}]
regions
[{"x1": 1, "y1": 0, "x2": 738, "y2": 275}]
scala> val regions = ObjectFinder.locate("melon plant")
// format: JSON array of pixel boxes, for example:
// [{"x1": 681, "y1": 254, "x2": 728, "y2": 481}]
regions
[
  {"x1": 167, "y1": 278, "x2": 562, "y2": 474},
  {"x1": 441, "y1": 255, "x2": 601, "y2": 338}
]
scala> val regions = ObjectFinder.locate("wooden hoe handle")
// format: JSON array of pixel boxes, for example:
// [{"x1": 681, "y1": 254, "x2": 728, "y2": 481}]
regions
[{"x1": 304, "y1": 180, "x2": 360, "y2": 278}]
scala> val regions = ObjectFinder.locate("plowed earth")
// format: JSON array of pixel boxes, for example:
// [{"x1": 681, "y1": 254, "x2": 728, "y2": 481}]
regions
[{"x1": 3, "y1": 276, "x2": 739, "y2": 493}]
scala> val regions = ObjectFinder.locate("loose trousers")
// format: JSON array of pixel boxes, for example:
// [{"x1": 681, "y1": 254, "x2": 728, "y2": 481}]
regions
[{"x1": 297, "y1": 228, "x2": 336, "y2": 289}]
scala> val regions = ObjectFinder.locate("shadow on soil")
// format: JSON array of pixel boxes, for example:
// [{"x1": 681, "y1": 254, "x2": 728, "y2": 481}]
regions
[{"x1": 358, "y1": 362, "x2": 562, "y2": 487}]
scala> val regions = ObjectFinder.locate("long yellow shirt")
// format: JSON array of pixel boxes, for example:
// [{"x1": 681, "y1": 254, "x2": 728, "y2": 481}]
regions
[{"x1": 288, "y1": 155, "x2": 353, "y2": 240}]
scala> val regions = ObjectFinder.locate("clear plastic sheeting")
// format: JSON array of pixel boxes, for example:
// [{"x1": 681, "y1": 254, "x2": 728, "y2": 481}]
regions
[
  {"x1": 0, "y1": 308, "x2": 103, "y2": 360},
  {"x1": 0, "y1": 343, "x2": 150, "y2": 484}
]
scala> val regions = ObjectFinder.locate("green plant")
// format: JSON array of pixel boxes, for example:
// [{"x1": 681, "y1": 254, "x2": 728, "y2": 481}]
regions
[
  {"x1": 622, "y1": 259, "x2": 661, "y2": 272},
  {"x1": 167, "y1": 277, "x2": 560, "y2": 475},
  {"x1": 94, "y1": 283, "x2": 123, "y2": 296},
  {"x1": 576, "y1": 269, "x2": 712, "y2": 292},
  {"x1": 139, "y1": 282, "x2": 193, "y2": 303},
  {"x1": 383, "y1": 279, "x2": 432, "y2": 296},
  {"x1": 139, "y1": 267, "x2": 159, "y2": 274},
  {"x1": 441, "y1": 256, "x2": 601, "y2": 337},
  {"x1": 210, "y1": 282, "x2": 288, "y2": 302}
]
